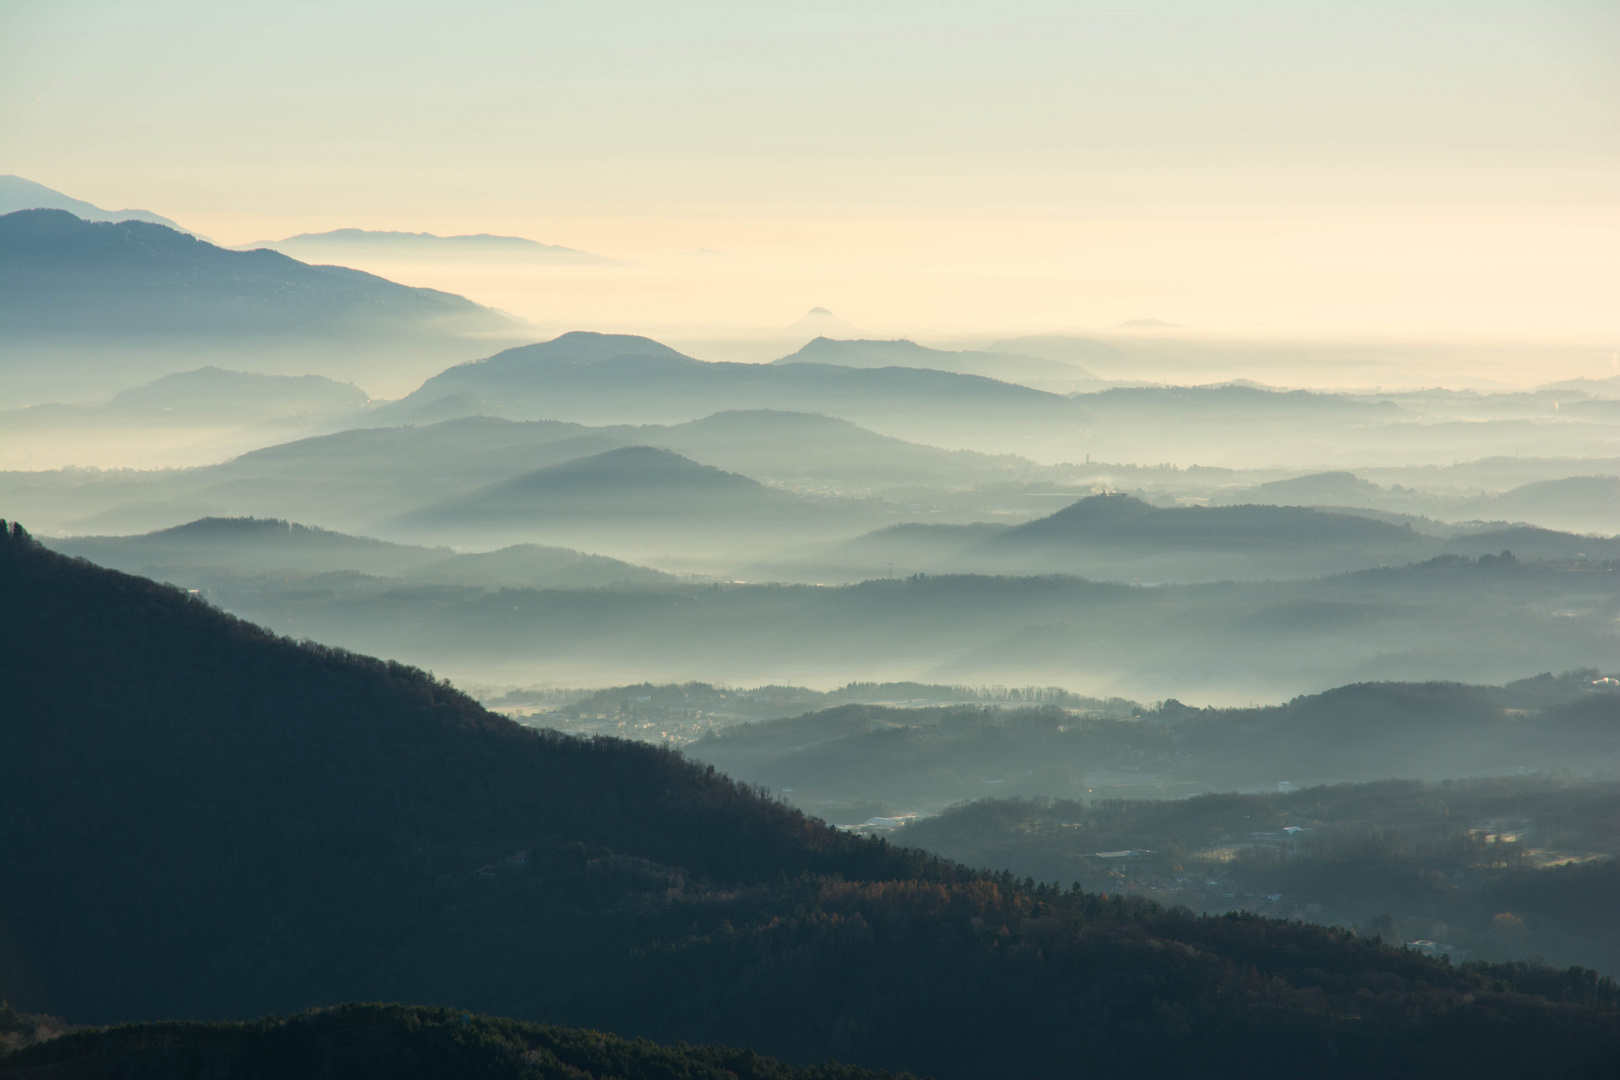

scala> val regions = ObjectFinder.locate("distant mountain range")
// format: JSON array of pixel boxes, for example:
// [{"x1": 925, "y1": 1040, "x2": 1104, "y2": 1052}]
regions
[
  {"x1": 774, "y1": 336, "x2": 1099, "y2": 392},
  {"x1": 0, "y1": 366, "x2": 379, "y2": 471},
  {"x1": 373, "y1": 331, "x2": 1075, "y2": 444},
  {"x1": 1473, "y1": 475, "x2": 1620, "y2": 535},
  {"x1": 690, "y1": 673, "x2": 1620, "y2": 811},
  {"x1": 0, "y1": 408, "x2": 1035, "y2": 540},
  {"x1": 1539, "y1": 373, "x2": 1620, "y2": 399},
  {"x1": 391, "y1": 444, "x2": 883, "y2": 551},
  {"x1": 114, "y1": 539, "x2": 1620, "y2": 699},
  {"x1": 8, "y1": 522, "x2": 1618, "y2": 1079},
  {"x1": 239, "y1": 227, "x2": 622, "y2": 265},
  {"x1": 985, "y1": 334, "x2": 1129, "y2": 366},
  {"x1": 1213, "y1": 470, "x2": 1620, "y2": 537},
  {"x1": 792, "y1": 493, "x2": 1620, "y2": 583},
  {"x1": 49, "y1": 515, "x2": 673, "y2": 589},
  {"x1": 367, "y1": 332, "x2": 1620, "y2": 469},
  {"x1": 0, "y1": 209, "x2": 528, "y2": 403},
  {"x1": 0, "y1": 174, "x2": 197, "y2": 235},
  {"x1": 987, "y1": 492, "x2": 1416, "y2": 550},
  {"x1": 117, "y1": 366, "x2": 369, "y2": 417},
  {"x1": 2, "y1": 367, "x2": 367, "y2": 427},
  {"x1": 0, "y1": 209, "x2": 513, "y2": 338}
]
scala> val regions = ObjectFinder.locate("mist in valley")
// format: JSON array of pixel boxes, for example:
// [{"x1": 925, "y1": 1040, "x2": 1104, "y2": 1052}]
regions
[{"x1": 4, "y1": 4, "x2": 1620, "y2": 1075}]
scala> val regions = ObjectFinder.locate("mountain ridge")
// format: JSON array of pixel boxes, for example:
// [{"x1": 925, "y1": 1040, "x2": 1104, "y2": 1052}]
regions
[
  {"x1": 5, "y1": 521, "x2": 1620, "y2": 1079},
  {"x1": 0, "y1": 175, "x2": 195, "y2": 235},
  {"x1": 773, "y1": 336, "x2": 1099, "y2": 390},
  {"x1": 240, "y1": 228, "x2": 621, "y2": 265}
]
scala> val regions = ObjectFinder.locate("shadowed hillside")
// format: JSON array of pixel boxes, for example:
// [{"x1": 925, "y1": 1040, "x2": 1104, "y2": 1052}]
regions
[
  {"x1": 6, "y1": 521, "x2": 1620, "y2": 1078},
  {"x1": 897, "y1": 778, "x2": 1620, "y2": 977},
  {"x1": 0, "y1": 1004, "x2": 903, "y2": 1080}
]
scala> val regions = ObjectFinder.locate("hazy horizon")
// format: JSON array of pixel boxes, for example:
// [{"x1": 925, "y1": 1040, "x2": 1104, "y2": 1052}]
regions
[
  {"x1": 4, "y1": 1, "x2": 1617, "y2": 360},
  {"x1": 8, "y1": 4, "x2": 1620, "y2": 1063}
]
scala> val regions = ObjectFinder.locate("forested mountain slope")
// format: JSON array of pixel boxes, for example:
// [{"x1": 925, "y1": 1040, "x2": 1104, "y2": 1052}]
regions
[
  {"x1": 0, "y1": 1005, "x2": 899, "y2": 1080},
  {"x1": 4, "y1": 522, "x2": 1620, "y2": 1079}
]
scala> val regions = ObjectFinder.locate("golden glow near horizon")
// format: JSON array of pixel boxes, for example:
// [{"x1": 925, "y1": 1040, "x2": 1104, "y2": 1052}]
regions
[{"x1": 2, "y1": 1, "x2": 1617, "y2": 365}]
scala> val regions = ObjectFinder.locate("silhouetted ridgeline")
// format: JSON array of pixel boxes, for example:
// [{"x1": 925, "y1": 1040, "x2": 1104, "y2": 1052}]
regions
[
  {"x1": 0, "y1": 210, "x2": 508, "y2": 337},
  {"x1": 4, "y1": 521, "x2": 1620, "y2": 1078},
  {"x1": 688, "y1": 676, "x2": 1620, "y2": 811},
  {"x1": 373, "y1": 331, "x2": 1070, "y2": 436},
  {"x1": 0, "y1": 1005, "x2": 904, "y2": 1080}
]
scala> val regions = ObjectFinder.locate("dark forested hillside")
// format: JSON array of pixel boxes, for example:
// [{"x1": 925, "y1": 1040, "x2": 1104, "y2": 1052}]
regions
[
  {"x1": 0, "y1": 1005, "x2": 902, "y2": 1080},
  {"x1": 5, "y1": 521, "x2": 1620, "y2": 1079},
  {"x1": 897, "y1": 779, "x2": 1620, "y2": 976}
]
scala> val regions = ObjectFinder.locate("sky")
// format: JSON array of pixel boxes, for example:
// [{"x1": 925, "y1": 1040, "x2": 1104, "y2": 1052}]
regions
[{"x1": 2, "y1": 0, "x2": 1617, "y2": 345}]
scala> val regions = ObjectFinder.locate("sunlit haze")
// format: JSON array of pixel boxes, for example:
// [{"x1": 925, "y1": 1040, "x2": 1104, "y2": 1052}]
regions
[
  {"x1": 4, "y1": 0, "x2": 1616, "y2": 362},
  {"x1": 8, "y1": 3, "x2": 1620, "y2": 1063}
]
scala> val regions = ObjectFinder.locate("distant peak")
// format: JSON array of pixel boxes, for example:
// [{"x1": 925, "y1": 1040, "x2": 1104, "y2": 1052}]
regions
[
  {"x1": 789, "y1": 307, "x2": 856, "y2": 334},
  {"x1": 0, "y1": 174, "x2": 200, "y2": 237}
]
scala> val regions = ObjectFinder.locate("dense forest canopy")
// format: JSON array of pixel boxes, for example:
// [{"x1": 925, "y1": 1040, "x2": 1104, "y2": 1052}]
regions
[
  {"x1": 897, "y1": 778, "x2": 1620, "y2": 975},
  {"x1": 0, "y1": 1004, "x2": 908, "y2": 1080},
  {"x1": 4, "y1": 521, "x2": 1620, "y2": 1078}
]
